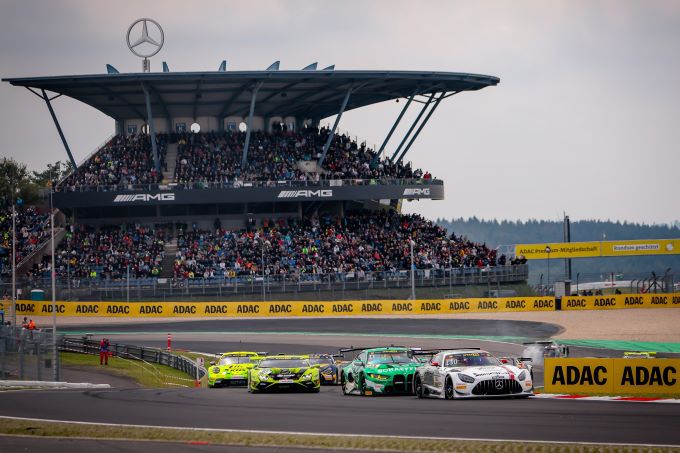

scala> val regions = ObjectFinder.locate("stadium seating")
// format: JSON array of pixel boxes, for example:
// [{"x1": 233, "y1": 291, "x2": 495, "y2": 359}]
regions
[
  {"x1": 59, "y1": 133, "x2": 168, "y2": 190},
  {"x1": 59, "y1": 128, "x2": 427, "y2": 190},
  {"x1": 0, "y1": 207, "x2": 51, "y2": 277},
  {"x1": 172, "y1": 211, "x2": 498, "y2": 280},
  {"x1": 46, "y1": 224, "x2": 169, "y2": 279}
]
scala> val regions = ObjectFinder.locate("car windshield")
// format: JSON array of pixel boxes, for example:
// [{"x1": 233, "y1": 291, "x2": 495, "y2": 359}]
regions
[
  {"x1": 443, "y1": 352, "x2": 500, "y2": 367},
  {"x1": 367, "y1": 351, "x2": 417, "y2": 365},
  {"x1": 218, "y1": 356, "x2": 254, "y2": 365},
  {"x1": 258, "y1": 359, "x2": 309, "y2": 368},
  {"x1": 309, "y1": 357, "x2": 333, "y2": 365}
]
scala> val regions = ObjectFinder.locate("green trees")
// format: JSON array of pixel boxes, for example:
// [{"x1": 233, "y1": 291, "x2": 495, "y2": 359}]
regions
[{"x1": 0, "y1": 158, "x2": 72, "y2": 208}]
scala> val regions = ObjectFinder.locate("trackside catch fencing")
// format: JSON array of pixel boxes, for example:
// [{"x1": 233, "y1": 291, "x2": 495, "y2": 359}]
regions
[
  {"x1": 59, "y1": 336, "x2": 206, "y2": 386},
  {"x1": 0, "y1": 326, "x2": 59, "y2": 381},
  {"x1": 544, "y1": 358, "x2": 680, "y2": 395},
  {"x1": 3, "y1": 265, "x2": 530, "y2": 303}
]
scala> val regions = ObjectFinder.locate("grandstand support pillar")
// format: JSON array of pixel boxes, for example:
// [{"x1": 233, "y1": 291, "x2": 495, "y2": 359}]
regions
[
  {"x1": 396, "y1": 91, "x2": 448, "y2": 164},
  {"x1": 318, "y1": 86, "x2": 353, "y2": 168},
  {"x1": 141, "y1": 83, "x2": 160, "y2": 172},
  {"x1": 39, "y1": 89, "x2": 77, "y2": 170},
  {"x1": 389, "y1": 93, "x2": 435, "y2": 162},
  {"x1": 241, "y1": 82, "x2": 264, "y2": 167},
  {"x1": 374, "y1": 86, "x2": 419, "y2": 165}
]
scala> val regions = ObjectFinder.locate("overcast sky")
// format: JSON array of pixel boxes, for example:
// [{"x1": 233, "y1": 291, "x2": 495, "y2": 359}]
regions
[{"x1": 1, "y1": 0, "x2": 678, "y2": 225}]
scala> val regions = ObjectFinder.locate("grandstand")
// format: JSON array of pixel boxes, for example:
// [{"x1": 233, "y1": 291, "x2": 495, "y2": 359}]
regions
[{"x1": 3, "y1": 66, "x2": 529, "y2": 300}]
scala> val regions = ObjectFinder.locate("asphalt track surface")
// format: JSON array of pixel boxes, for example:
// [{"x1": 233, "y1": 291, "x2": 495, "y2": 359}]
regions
[
  {"x1": 1, "y1": 387, "x2": 679, "y2": 445},
  {"x1": 2, "y1": 318, "x2": 679, "y2": 447},
  {"x1": 61, "y1": 317, "x2": 562, "y2": 338}
]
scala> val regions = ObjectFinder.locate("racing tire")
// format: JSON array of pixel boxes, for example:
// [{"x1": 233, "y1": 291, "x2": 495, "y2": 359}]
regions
[
  {"x1": 444, "y1": 377, "x2": 455, "y2": 400},
  {"x1": 414, "y1": 374, "x2": 424, "y2": 399},
  {"x1": 341, "y1": 373, "x2": 350, "y2": 395},
  {"x1": 358, "y1": 373, "x2": 368, "y2": 396},
  {"x1": 247, "y1": 377, "x2": 258, "y2": 393}
]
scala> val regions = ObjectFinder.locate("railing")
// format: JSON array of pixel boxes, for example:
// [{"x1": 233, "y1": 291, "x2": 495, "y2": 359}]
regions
[
  {"x1": 59, "y1": 336, "x2": 205, "y2": 381},
  {"x1": 55, "y1": 177, "x2": 443, "y2": 193},
  {"x1": 0, "y1": 326, "x2": 58, "y2": 381},
  {"x1": 2, "y1": 265, "x2": 529, "y2": 302}
]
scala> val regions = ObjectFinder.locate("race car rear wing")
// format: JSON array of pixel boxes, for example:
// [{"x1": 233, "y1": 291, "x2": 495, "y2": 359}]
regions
[{"x1": 338, "y1": 346, "x2": 411, "y2": 360}]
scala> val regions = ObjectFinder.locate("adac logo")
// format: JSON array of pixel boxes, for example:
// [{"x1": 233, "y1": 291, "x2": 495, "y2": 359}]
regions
[
  {"x1": 277, "y1": 190, "x2": 333, "y2": 199},
  {"x1": 403, "y1": 188, "x2": 431, "y2": 196},
  {"x1": 113, "y1": 193, "x2": 175, "y2": 203}
]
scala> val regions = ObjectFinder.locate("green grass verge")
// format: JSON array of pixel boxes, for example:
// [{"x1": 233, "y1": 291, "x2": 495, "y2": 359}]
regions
[
  {"x1": 0, "y1": 418, "x2": 675, "y2": 452},
  {"x1": 60, "y1": 352, "x2": 197, "y2": 388}
]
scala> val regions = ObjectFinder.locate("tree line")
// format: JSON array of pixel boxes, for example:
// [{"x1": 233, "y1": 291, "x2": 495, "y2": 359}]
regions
[
  {"x1": 436, "y1": 217, "x2": 680, "y2": 284},
  {"x1": 0, "y1": 158, "x2": 73, "y2": 208}
]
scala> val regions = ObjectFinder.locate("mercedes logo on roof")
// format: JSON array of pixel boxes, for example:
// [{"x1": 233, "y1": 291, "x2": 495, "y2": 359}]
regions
[{"x1": 126, "y1": 18, "x2": 164, "y2": 59}]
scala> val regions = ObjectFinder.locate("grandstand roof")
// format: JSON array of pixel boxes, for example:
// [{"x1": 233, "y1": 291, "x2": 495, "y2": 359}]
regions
[{"x1": 3, "y1": 70, "x2": 499, "y2": 120}]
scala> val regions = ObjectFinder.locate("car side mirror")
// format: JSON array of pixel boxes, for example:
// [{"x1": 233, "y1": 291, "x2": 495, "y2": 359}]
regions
[
  {"x1": 209, "y1": 361, "x2": 215, "y2": 366},
  {"x1": 500, "y1": 359, "x2": 509, "y2": 364},
  {"x1": 353, "y1": 360, "x2": 363, "y2": 366},
  {"x1": 431, "y1": 361, "x2": 439, "y2": 367},
  {"x1": 311, "y1": 364, "x2": 321, "y2": 368}
]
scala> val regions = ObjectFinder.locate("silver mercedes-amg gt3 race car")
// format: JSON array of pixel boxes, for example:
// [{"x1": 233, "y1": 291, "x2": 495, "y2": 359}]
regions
[{"x1": 413, "y1": 349, "x2": 534, "y2": 399}]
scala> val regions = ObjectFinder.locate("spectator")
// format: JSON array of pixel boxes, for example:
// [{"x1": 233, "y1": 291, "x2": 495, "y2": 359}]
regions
[{"x1": 100, "y1": 337, "x2": 110, "y2": 365}]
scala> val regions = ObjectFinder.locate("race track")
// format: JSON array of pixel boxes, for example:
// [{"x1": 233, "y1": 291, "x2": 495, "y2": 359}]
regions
[
  {"x1": 2, "y1": 317, "x2": 679, "y2": 447},
  {"x1": 1, "y1": 387, "x2": 679, "y2": 445}
]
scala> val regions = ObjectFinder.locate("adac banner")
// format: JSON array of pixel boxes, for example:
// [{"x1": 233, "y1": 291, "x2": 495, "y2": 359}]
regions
[
  {"x1": 515, "y1": 238, "x2": 680, "y2": 260},
  {"x1": 14, "y1": 296, "x2": 556, "y2": 318},
  {"x1": 545, "y1": 358, "x2": 680, "y2": 395},
  {"x1": 561, "y1": 293, "x2": 680, "y2": 311}
]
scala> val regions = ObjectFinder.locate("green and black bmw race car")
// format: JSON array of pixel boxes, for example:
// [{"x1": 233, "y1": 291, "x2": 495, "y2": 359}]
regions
[
  {"x1": 340, "y1": 347, "x2": 421, "y2": 396},
  {"x1": 248, "y1": 355, "x2": 320, "y2": 393},
  {"x1": 208, "y1": 351, "x2": 265, "y2": 388}
]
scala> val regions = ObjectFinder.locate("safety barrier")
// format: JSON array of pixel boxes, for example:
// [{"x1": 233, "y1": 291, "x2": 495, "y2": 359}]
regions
[
  {"x1": 544, "y1": 358, "x2": 680, "y2": 395},
  {"x1": 15, "y1": 296, "x2": 556, "y2": 318},
  {"x1": 561, "y1": 293, "x2": 680, "y2": 310},
  {"x1": 59, "y1": 336, "x2": 206, "y2": 384},
  {"x1": 14, "y1": 293, "x2": 679, "y2": 318}
]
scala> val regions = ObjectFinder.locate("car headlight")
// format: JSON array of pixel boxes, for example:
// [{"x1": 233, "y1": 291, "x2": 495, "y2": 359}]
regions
[
  {"x1": 517, "y1": 370, "x2": 527, "y2": 381},
  {"x1": 457, "y1": 373, "x2": 475, "y2": 383},
  {"x1": 257, "y1": 371, "x2": 271, "y2": 380},
  {"x1": 367, "y1": 373, "x2": 390, "y2": 380},
  {"x1": 211, "y1": 367, "x2": 220, "y2": 374},
  {"x1": 302, "y1": 373, "x2": 313, "y2": 380}
]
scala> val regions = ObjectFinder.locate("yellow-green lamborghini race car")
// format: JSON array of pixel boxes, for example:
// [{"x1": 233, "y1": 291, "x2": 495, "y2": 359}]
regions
[
  {"x1": 209, "y1": 351, "x2": 265, "y2": 387},
  {"x1": 248, "y1": 355, "x2": 320, "y2": 393}
]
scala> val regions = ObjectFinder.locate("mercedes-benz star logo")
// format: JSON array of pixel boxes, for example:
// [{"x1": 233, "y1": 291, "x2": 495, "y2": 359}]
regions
[
  {"x1": 495, "y1": 379, "x2": 504, "y2": 390},
  {"x1": 126, "y1": 18, "x2": 164, "y2": 58}
]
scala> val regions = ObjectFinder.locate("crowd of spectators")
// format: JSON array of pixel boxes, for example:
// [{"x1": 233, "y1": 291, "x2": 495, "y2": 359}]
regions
[
  {"x1": 172, "y1": 210, "x2": 499, "y2": 280},
  {"x1": 27, "y1": 224, "x2": 169, "y2": 280},
  {"x1": 58, "y1": 134, "x2": 167, "y2": 191},
  {"x1": 0, "y1": 207, "x2": 51, "y2": 277},
  {"x1": 174, "y1": 127, "x2": 428, "y2": 186},
  {"x1": 56, "y1": 127, "x2": 431, "y2": 190}
]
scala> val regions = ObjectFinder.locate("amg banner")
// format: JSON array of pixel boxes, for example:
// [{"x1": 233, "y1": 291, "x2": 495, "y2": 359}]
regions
[{"x1": 53, "y1": 183, "x2": 444, "y2": 208}]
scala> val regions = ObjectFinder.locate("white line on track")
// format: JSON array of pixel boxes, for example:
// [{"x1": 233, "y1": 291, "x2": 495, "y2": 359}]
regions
[{"x1": 0, "y1": 415, "x2": 678, "y2": 448}]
